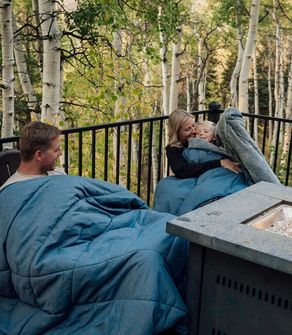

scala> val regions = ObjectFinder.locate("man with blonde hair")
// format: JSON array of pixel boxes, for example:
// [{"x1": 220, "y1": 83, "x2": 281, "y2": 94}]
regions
[{"x1": 1, "y1": 121, "x2": 65, "y2": 189}]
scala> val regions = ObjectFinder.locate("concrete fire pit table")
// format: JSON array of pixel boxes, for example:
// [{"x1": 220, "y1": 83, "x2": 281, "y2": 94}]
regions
[{"x1": 167, "y1": 181, "x2": 292, "y2": 335}]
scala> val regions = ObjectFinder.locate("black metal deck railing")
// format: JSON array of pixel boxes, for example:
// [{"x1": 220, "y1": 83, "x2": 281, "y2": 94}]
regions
[{"x1": 1, "y1": 109, "x2": 291, "y2": 205}]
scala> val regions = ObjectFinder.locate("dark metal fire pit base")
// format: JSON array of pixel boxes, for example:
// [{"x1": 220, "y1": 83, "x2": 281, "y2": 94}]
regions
[
  {"x1": 167, "y1": 182, "x2": 292, "y2": 335},
  {"x1": 196, "y1": 247, "x2": 292, "y2": 335}
]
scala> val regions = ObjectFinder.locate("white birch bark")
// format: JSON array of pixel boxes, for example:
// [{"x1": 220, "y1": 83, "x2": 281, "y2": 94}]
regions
[
  {"x1": 169, "y1": 27, "x2": 182, "y2": 114},
  {"x1": 0, "y1": 0, "x2": 14, "y2": 143},
  {"x1": 197, "y1": 37, "x2": 206, "y2": 111},
  {"x1": 273, "y1": 19, "x2": 280, "y2": 122},
  {"x1": 270, "y1": 2, "x2": 280, "y2": 166},
  {"x1": 286, "y1": 59, "x2": 292, "y2": 121},
  {"x1": 253, "y1": 48, "x2": 259, "y2": 143},
  {"x1": 38, "y1": 0, "x2": 62, "y2": 124},
  {"x1": 151, "y1": 102, "x2": 158, "y2": 191},
  {"x1": 152, "y1": 137, "x2": 158, "y2": 191},
  {"x1": 112, "y1": 29, "x2": 126, "y2": 185},
  {"x1": 13, "y1": 16, "x2": 40, "y2": 120},
  {"x1": 268, "y1": 53, "x2": 273, "y2": 142},
  {"x1": 281, "y1": 57, "x2": 292, "y2": 162},
  {"x1": 191, "y1": 78, "x2": 196, "y2": 110},
  {"x1": 230, "y1": 1, "x2": 244, "y2": 108},
  {"x1": 186, "y1": 76, "x2": 191, "y2": 113},
  {"x1": 130, "y1": 53, "x2": 151, "y2": 168},
  {"x1": 32, "y1": 0, "x2": 43, "y2": 74},
  {"x1": 278, "y1": 34, "x2": 285, "y2": 145},
  {"x1": 158, "y1": 6, "x2": 169, "y2": 117},
  {"x1": 113, "y1": 30, "x2": 123, "y2": 122},
  {"x1": 158, "y1": 6, "x2": 169, "y2": 177},
  {"x1": 238, "y1": 0, "x2": 261, "y2": 114},
  {"x1": 143, "y1": 56, "x2": 159, "y2": 190}
]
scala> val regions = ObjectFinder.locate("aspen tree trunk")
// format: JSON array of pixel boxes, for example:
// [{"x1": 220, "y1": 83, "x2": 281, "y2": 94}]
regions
[
  {"x1": 191, "y1": 78, "x2": 196, "y2": 110},
  {"x1": 286, "y1": 59, "x2": 292, "y2": 120},
  {"x1": 13, "y1": 16, "x2": 40, "y2": 120},
  {"x1": 142, "y1": 55, "x2": 158, "y2": 190},
  {"x1": 38, "y1": 0, "x2": 62, "y2": 124},
  {"x1": 113, "y1": 30, "x2": 126, "y2": 186},
  {"x1": 268, "y1": 53, "x2": 273, "y2": 143},
  {"x1": 152, "y1": 137, "x2": 158, "y2": 191},
  {"x1": 130, "y1": 52, "x2": 150, "y2": 167},
  {"x1": 158, "y1": 6, "x2": 169, "y2": 117},
  {"x1": 151, "y1": 102, "x2": 158, "y2": 191},
  {"x1": 238, "y1": 0, "x2": 261, "y2": 115},
  {"x1": 278, "y1": 34, "x2": 285, "y2": 145},
  {"x1": 197, "y1": 37, "x2": 206, "y2": 111},
  {"x1": 169, "y1": 27, "x2": 182, "y2": 114},
  {"x1": 0, "y1": 0, "x2": 14, "y2": 144},
  {"x1": 186, "y1": 76, "x2": 191, "y2": 113},
  {"x1": 32, "y1": 0, "x2": 43, "y2": 74},
  {"x1": 113, "y1": 30, "x2": 122, "y2": 145},
  {"x1": 158, "y1": 6, "x2": 169, "y2": 177},
  {"x1": 230, "y1": 6, "x2": 244, "y2": 107},
  {"x1": 270, "y1": 2, "x2": 281, "y2": 166},
  {"x1": 253, "y1": 48, "x2": 259, "y2": 143},
  {"x1": 281, "y1": 58, "x2": 292, "y2": 163}
]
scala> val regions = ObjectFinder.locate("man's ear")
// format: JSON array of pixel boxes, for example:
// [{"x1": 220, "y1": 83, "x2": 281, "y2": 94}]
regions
[{"x1": 34, "y1": 150, "x2": 43, "y2": 161}]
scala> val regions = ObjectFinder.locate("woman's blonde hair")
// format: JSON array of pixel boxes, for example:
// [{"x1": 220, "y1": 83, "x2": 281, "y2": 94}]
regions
[{"x1": 168, "y1": 110, "x2": 195, "y2": 148}]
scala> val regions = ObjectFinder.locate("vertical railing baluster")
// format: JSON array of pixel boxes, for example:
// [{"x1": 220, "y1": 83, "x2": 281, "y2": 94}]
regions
[
  {"x1": 273, "y1": 120, "x2": 281, "y2": 173},
  {"x1": 104, "y1": 128, "x2": 108, "y2": 181},
  {"x1": 91, "y1": 129, "x2": 96, "y2": 178},
  {"x1": 157, "y1": 119, "x2": 163, "y2": 182},
  {"x1": 127, "y1": 124, "x2": 132, "y2": 190},
  {"x1": 147, "y1": 121, "x2": 153, "y2": 205},
  {"x1": 116, "y1": 126, "x2": 120, "y2": 185},
  {"x1": 137, "y1": 123, "x2": 143, "y2": 197},
  {"x1": 285, "y1": 127, "x2": 292, "y2": 186},
  {"x1": 78, "y1": 132, "x2": 83, "y2": 176},
  {"x1": 262, "y1": 119, "x2": 268, "y2": 155},
  {"x1": 64, "y1": 133, "x2": 69, "y2": 174},
  {"x1": 251, "y1": 116, "x2": 255, "y2": 139}
]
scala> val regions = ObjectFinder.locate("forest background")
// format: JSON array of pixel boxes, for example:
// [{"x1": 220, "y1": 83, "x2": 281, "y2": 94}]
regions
[{"x1": 0, "y1": 0, "x2": 291, "y2": 189}]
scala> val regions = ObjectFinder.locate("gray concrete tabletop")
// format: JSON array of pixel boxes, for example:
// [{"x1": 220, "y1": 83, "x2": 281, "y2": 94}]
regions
[{"x1": 167, "y1": 181, "x2": 292, "y2": 275}]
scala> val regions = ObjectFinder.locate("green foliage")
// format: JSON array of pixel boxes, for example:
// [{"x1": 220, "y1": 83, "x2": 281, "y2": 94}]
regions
[
  {"x1": 211, "y1": 0, "x2": 249, "y2": 28},
  {"x1": 3, "y1": 0, "x2": 291, "y2": 189}
]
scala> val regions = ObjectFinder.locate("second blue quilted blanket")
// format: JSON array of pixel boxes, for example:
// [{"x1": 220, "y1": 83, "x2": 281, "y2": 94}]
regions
[{"x1": 154, "y1": 145, "x2": 250, "y2": 215}]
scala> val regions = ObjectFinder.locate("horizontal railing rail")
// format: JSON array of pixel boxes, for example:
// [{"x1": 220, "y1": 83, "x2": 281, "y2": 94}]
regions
[{"x1": 1, "y1": 109, "x2": 291, "y2": 205}]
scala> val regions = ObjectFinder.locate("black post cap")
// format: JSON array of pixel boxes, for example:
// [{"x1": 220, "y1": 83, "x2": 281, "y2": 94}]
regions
[{"x1": 208, "y1": 101, "x2": 221, "y2": 123}]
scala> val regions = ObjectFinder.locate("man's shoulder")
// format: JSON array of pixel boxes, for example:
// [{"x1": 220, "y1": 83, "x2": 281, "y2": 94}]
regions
[
  {"x1": 0, "y1": 171, "x2": 26, "y2": 190},
  {"x1": 1, "y1": 173, "x2": 15, "y2": 190}
]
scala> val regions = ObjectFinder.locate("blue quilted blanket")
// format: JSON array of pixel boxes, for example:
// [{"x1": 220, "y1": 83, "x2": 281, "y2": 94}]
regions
[
  {"x1": 154, "y1": 145, "x2": 250, "y2": 215},
  {"x1": 0, "y1": 176, "x2": 188, "y2": 335}
]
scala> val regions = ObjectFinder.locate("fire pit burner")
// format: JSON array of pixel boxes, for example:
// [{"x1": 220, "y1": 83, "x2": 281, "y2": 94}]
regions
[{"x1": 248, "y1": 204, "x2": 292, "y2": 237}]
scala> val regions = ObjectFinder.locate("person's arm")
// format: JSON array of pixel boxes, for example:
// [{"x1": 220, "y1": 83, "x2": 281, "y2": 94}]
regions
[
  {"x1": 166, "y1": 145, "x2": 221, "y2": 179},
  {"x1": 220, "y1": 158, "x2": 241, "y2": 173}
]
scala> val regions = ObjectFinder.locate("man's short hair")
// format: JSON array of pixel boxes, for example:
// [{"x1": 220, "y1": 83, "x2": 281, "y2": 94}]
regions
[{"x1": 19, "y1": 121, "x2": 61, "y2": 162}]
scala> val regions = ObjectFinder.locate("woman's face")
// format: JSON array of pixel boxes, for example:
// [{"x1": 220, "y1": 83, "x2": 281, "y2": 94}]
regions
[{"x1": 178, "y1": 118, "x2": 196, "y2": 143}]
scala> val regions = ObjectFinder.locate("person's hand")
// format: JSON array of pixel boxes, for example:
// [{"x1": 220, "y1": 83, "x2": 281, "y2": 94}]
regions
[{"x1": 220, "y1": 159, "x2": 242, "y2": 173}]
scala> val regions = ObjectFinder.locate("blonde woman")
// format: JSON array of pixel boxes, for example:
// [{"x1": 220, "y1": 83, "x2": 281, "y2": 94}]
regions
[{"x1": 166, "y1": 110, "x2": 241, "y2": 178}]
